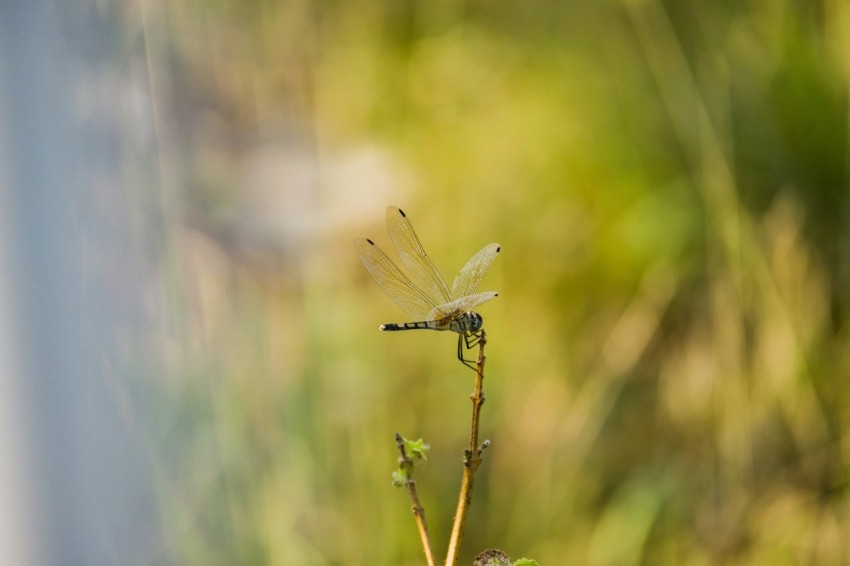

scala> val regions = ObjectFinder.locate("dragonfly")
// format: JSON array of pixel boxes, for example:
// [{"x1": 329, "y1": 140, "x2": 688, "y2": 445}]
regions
[{"x1": 354, "y1": 206, "x2": 500, "y2": 369}]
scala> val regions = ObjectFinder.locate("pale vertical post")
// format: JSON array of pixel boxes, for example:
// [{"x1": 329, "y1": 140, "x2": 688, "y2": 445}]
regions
[{"x1": 0, "y1": 2, "x2": 159, "y2": 564}]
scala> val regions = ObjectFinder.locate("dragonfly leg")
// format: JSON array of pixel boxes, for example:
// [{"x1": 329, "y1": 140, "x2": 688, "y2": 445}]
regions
[
  {"x1": 464, "y1": 330, "x2": 484, "y2": 349},
  {"x1": 457, "y1": 331, "x2": 483, "y2": 370}
]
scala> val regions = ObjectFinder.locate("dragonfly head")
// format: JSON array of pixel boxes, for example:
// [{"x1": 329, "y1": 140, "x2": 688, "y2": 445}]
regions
[{"x1": 466, "y1": 311, "x2": 484, "y2": 332}]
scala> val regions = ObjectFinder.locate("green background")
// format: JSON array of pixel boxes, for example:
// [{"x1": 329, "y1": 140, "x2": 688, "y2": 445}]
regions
[{"x1": 110, "y1": 0, "x2": 850, "y2": 563}]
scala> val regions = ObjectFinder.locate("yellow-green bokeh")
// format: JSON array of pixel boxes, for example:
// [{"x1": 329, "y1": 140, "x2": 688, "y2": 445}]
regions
[{"x1": 122, "y1": 0, "x2": 850, "y2": 563}]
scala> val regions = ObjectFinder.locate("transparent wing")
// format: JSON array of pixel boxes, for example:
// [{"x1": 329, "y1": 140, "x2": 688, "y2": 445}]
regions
[
  {"x1": 451, "y1": 243, "x2": 500, "y2": 299},
  {"x1": 354, "y1": 237, "x2": 437, "y2": 320},
  {"x1": 428, "y1": 291, "x2": 499, "y2": 321},
  {"x1": 386, "y1": 206, "x2": 453, "y2": 304}
]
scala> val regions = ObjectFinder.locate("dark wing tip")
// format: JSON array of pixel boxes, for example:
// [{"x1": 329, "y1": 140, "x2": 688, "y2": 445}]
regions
[
  {"x1": 398, "y1": 207, "x2": 406, "y2": 217},
  {"x1": 496, "y1": 245, "x2": 501, "y2": 252},
  {"x1": 366, "y1": 238, "x2": 375, "y2": 245}
]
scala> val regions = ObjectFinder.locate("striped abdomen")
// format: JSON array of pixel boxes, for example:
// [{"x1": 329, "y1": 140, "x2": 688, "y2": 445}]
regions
[
  {"x1": 379, "y1": 312, "x2": 483, "y2": 335},
  {"x1": 380, "y1": 320, "x2": 446, "y2": 332}
]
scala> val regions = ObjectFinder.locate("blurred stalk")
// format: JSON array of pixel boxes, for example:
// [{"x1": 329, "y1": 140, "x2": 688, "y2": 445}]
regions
[
  {"x1": 395, "y1": 433, "x2": 437, "y2": 566},
  {"x1": 446, "y1": 331, "x2": 489, "y2": 566}
]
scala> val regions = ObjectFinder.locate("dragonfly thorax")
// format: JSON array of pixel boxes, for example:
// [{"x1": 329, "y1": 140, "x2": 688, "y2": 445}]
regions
[{"x1": 449, "y1": 311, "x2": 483, "y2": 334}]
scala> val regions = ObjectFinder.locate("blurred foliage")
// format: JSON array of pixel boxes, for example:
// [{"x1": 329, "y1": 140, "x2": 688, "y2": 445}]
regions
[{"x1": 97, "y1": 0, "x2": 850, "y2": 563}]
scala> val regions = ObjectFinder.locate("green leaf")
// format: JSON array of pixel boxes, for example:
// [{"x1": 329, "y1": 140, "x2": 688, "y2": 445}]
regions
[
  {"x1": 404, "y1": 437, "x2": 430, "y2": 461},
  {"x1": 391, "y1": 469, "x2": 407, "y2": 487},
  {"x1": 512, "y1": 559, "x2": 539, "y2": 566}
]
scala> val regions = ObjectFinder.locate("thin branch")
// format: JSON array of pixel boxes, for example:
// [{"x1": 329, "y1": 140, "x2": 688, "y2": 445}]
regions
[
  {"x1": 395, "y1": 433, "x2": 437, "y2": 566},
  {"x1": 445, "y1": 331, "x2": 489, "y2": 566}
]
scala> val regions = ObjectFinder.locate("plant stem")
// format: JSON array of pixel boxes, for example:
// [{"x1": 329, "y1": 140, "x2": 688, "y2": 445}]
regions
[
  {"x1": 445, "y1": 331, "x2": 488, "y2": 566},
  {"x1": 396, "y1": 433, "x2": 437, "y2": 566}
]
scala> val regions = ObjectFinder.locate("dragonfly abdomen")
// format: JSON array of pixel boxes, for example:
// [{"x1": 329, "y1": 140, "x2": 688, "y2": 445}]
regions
[
  {"x1": 380, "y1": 320, "x2": 446, "y2": 332},
  {"x1": 380, "y1": 311, "x2": 484, "y2": 335}
]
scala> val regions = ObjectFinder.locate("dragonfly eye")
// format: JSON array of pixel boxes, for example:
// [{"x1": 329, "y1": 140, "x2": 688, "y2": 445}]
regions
[{"x1": 468, "y1": 312, "x2": 483, "y2": 331}]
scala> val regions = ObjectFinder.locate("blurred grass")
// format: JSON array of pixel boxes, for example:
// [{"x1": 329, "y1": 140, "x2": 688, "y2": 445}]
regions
[{"x1": 101, "y1": 0, "x2": 850, "y2": 563}]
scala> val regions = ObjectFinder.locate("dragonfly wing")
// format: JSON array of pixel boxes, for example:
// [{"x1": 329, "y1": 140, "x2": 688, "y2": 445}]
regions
[
  {"x1": 450, "y1": 243, "x2": 500, "y2": 299},
  {"x1": 354, "y1": 237, "x2": 437, "y2": 320},
  {"x1": 428, "y1": 291, "x2": 499, "y2": 321},
  {"x1": 386, "y1": 206, "x2": 453, "y2": 304}
]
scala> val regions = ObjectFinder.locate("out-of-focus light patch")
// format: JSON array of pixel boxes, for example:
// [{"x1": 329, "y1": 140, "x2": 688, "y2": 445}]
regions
[
  {"x1": 318, "y1": 144, "x2": 413, "y2": 233},
  {"x1": 235, "y1": 142, "x2": 320, "y2": 257},
  {"x1": 754, "y1": 194, "x2": 831, "y2": 450},
  {"x1": 746, "y1": 488, "x2": 841, "y2": 563},
  {"x1": 512, "y1": 376, "x2": 570, "y2": 458},
  {"x1": 179, "y1": 226, "x2": 232, "y2": 349},
  {"x1": 824, "y1": 1, "x2": 850, "y2": 80},
  {"x1": 660, "y1": 328, "x2": 716, "y2": 427},
  {"x1": 229, "y1": 142, "x2": 410, "y2": 263},
  {"x1": 600, "y1": 264, "x2": 675, "y2": 376}
]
